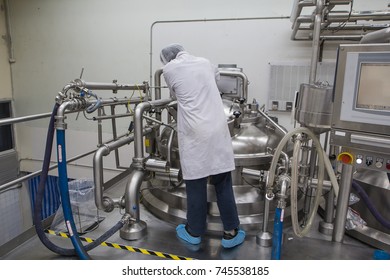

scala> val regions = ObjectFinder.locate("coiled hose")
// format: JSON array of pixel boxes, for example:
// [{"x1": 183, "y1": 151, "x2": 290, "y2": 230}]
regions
[
  {"x1": 33, "y1": 104, "x2": 125, "y2": 258},
  {"x1": 267, "y1": 127, "x2": 324, "y2": 238}
]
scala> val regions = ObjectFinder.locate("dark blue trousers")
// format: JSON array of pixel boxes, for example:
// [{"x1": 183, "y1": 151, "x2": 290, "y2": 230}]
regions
[{"x1": 185, "y1": 171, "x2": 240, "y2": 236}]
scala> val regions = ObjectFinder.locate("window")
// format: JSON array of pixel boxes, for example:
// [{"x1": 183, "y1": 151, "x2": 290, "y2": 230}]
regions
[{"x1": 0, "y1": 101, "x2": 14, "y2": 152}]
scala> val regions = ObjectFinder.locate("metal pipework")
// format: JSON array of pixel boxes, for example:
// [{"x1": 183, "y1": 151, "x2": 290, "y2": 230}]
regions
[
  {"x1": 258, "y1": 109, "x2": 288, "y2": 135},
  {"x1": 291, "y1": 0, "x2": 316, "y2": 29},
  {"x1": 242, "y1": 168, "x2": 262, "y2": 181},
  {"x1": 145, "y1": 158, "x2": 169, "y2": 172},
  {"x1": 154, "y1": 69, "x2": 163, "y2": 101},
  {"x1": 309, "y1": 0, "x2": 324, "y2": 84},
  {"x1": 154, "y1": 69, "x2": 164, "y2": 122},
  {"x1": 360, "y1": 27, "x2": 390, "y2": 44},
  {"x1": 332, "y1": 163, "x2": 354, "y2": 242},
  {"x1": 133, "y1": 98, "x2": 174, "y2": 163},
  {"x1": 72, "y1": 79, "x2": 149, "y2": 93},
  {"x1": 291, "y1": 0, "x2": 390, "y2": 41},
  {"x1": 154, "y1": 168, "x2": 181, "y2": 183},
  {"x1": 56, "y1": 99, "x2": 89, "y2": 130},
  {"x1": 57, "y1": 80, "x2": 150, "y2": 102},
  {"x1": 55, "y1": 96, "x2": 147, "y2": 129},
  {"x1": 0, "y1": 112, "x2": 52, "y2": 127},
  {"x1": 327, "y1": 10, "x2": 390, "y2": 23},
  {"x1": 218, "y1": 70, "x2": 249, "y2": 101},
  {"x1": 120, "y1": 169, "x2": 146, "y2": 240},
  {"x1": 256, "y1": 195, "x2": 273, "y2": 247},
  {"x1": 93, "y1": 128, "x2": 152, "y2": 211}
]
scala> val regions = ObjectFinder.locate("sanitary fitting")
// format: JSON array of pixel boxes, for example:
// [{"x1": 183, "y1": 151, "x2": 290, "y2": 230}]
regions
[
  {"x1": 276, "y1": 174, "x2": 291, "y2": 209},
  {"x1": 132, "y1": 158, "x2": 146, "y2": 171},
  {"x1": 266, "y1": 191, "x2": 275, "y2": 201},
  {"x1": 120, "y1": 213, "x2": 134, "y2": 224},
  {"x1": 102, "y1": 196, "x2": 116, "y2": 213}
]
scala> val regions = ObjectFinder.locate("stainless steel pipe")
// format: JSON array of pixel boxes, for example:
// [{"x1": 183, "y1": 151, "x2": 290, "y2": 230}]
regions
[
  {"x1": 133, "y1": 99, "x2": 174, "y2": 161},
  {"x1": 93, "y1": 128, "x2": 152, "y2": 211},
  {"x1": 309, "y1": 0, "x2": 324, "y2": 84}
]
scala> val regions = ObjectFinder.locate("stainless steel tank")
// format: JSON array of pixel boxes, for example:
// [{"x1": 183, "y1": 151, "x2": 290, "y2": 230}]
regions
[{"x1": 140, "y1": 98, "x2": 299, "y2": 233}]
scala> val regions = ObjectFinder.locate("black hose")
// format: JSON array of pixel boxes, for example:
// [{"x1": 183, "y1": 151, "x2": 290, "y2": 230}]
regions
[
  {"x1": 33, "y1": 104, "x2": 124, "y2": 257},
  {"x1": 352, "y1": 180, "x2": 390, "y2": 230}
]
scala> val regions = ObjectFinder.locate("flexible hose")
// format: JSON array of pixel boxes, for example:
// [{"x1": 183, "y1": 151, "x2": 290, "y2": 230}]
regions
[
  {"x1": 57, "y1": 129, "x2": 91, "y2": 260},
  {"x1": 267, "y1": 127, "x2": 324, "y2": 238},
  {"x1": 271, "y1": 208, "x2": 283, "y2": 260},
  {"x1": 33, "y1": 104, "x2": 125, "y2": 257},
  {"x1": 290, "y1": 133, "x2": 324, "y2": 237},
  {"x1": 352, "y1": 180, "x2": 390, "y2": 229}
]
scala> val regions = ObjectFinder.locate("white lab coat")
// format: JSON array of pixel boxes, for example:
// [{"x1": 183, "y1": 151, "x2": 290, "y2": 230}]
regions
[{"x1": 162, "y1": 51, "x2": 235, "y2": 180}]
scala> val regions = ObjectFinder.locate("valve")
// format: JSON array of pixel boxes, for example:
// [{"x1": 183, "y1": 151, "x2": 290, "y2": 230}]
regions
[{"x1": 233, "y1": 111, "x2": 242, "y2": 119}]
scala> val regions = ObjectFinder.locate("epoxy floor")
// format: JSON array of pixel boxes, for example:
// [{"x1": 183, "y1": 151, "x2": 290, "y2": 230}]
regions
[{"x1": 1, "y1": 182, "x2": 377, "y2": 261}]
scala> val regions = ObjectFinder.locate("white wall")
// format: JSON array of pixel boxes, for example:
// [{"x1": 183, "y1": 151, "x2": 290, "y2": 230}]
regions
[{"x1": 7, "y1": 0, "x2": 390, "y2": 178}]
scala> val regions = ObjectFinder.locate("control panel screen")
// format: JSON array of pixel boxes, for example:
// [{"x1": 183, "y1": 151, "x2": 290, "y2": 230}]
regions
[{"x1": 356, "y1": 63, "x2": 390, "y2": 112}]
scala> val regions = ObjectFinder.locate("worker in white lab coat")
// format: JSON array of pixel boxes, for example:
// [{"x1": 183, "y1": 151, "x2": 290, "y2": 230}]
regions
[{"x1": 160, "y1": 44, "x2": 245, "y2": 248}]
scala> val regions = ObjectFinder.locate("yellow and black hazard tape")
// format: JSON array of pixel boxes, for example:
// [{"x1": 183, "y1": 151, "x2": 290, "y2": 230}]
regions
[{"x1": 45, "y1": 229, "x2": 194, "y2": 260}]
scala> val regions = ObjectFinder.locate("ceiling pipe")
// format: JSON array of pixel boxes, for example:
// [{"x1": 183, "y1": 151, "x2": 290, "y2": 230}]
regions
[{"x1": 360, "y1": 27, "x2": 390, "y2": 44}]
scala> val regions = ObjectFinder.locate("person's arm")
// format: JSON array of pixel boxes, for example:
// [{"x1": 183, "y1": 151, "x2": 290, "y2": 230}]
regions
[{"x1": 163, "y1": 72, "x2": 177, "y2": 100}]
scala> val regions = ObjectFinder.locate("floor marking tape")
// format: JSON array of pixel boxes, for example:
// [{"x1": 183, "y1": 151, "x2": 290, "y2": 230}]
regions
[{"x1": 45, "y1": 229, "x2": 194, "y2": 260}]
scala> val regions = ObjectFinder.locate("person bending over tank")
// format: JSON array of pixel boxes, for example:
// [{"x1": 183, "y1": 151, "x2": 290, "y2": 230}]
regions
[{"x1": 160, "y1": 43, "x2": 245, "y2": 248}]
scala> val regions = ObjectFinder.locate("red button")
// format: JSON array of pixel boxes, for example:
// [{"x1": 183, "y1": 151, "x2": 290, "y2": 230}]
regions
[
  {"x1": 337, "y1": 152, "x2": 354, "y2": 164},
  {"x1": 341, "y1": 154, "x2": 352, "y2": 164}
]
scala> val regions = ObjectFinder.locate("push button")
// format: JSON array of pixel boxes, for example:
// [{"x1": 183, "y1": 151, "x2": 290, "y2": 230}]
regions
[{"x1": 337, "y1": 152, "x2": 354, "y2": 164}]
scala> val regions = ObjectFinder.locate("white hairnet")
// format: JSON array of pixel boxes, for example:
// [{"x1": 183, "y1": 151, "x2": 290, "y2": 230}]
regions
[{"x1": 160, "y1": 44, "x2": 185, "y2": 65}]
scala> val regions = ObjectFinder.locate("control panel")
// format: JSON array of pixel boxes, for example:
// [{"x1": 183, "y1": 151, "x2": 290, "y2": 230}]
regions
[
  {"x1": 331, "y1": 129, "x2": 390, "y2": 172},
  {"x1": 337, "y1": 150, "x2": 390, "y2": 172}
]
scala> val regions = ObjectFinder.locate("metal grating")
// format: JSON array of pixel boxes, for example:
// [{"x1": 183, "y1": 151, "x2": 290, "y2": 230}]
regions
[{"x1": 268, "y1": 62, "x2": 336, "y2": 111}]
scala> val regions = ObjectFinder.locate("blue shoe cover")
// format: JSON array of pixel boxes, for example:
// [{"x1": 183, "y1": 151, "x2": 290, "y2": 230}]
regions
[
  {"x1": 221, "y1": 229, "x2": 246, "y2": 249},
  {"x1": 176, "y1": 224, "x2": 201, "y2": 245}
]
